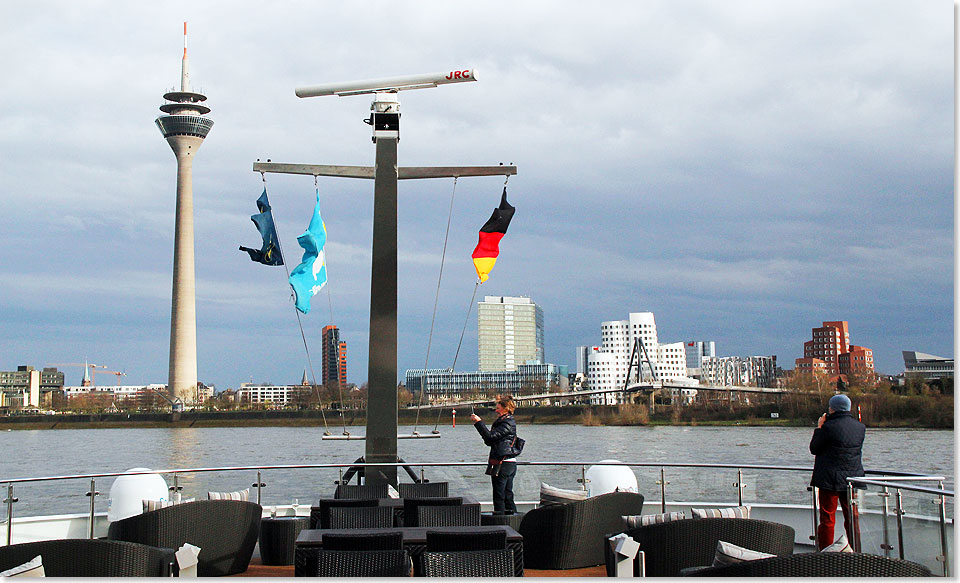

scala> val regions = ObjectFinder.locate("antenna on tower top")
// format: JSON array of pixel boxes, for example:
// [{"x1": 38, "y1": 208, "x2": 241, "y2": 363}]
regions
[{"x1": 180, "y1": 21, "x2": 190, "y2": 92}]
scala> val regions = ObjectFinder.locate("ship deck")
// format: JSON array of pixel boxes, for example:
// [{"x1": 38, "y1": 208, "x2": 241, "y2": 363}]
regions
[{"x1": 231, "y1": 556, "x2": 606, "y2": 577}]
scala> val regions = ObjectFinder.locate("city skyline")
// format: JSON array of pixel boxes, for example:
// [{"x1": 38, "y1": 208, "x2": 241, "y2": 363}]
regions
[{"x1": 0, "y1": 2, "x2": 952, "y2": 390}]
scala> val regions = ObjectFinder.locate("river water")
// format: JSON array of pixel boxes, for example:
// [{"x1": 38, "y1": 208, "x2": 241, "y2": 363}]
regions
[{"x1": 0, "y1": 425, "x2": 952, "y2": 518}]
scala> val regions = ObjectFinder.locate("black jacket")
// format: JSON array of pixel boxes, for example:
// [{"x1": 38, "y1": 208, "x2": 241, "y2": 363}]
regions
[
  {"x1": 474, "y1": 413, "x2": 517, "y2": 460},
  {"x1": 810, "y1": 410, "x2": 866, "y2": 491}
]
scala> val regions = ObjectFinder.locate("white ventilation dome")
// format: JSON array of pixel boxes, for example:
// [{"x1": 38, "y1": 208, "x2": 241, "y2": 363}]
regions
[
  {"x1": 585, "y1": 460, "x2": 638, "y2": 497},
  {"x1": 108, "y1": 468, "x2": 169, "y2": 521}
]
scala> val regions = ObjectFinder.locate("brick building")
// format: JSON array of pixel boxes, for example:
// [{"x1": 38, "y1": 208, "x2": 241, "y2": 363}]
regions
[{"x1": 795, "y1": 320, "x2": 874, "y2": 377}]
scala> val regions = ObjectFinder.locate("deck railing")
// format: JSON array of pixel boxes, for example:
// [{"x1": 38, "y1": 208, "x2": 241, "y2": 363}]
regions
[{"x1": 2, "y1": 461, "x2": 953, "y2": 574}]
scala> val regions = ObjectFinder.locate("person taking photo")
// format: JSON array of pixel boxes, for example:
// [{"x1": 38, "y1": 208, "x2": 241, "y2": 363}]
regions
[{"x1": 471, "y1": 395, "x2": 519, "y2": 515}]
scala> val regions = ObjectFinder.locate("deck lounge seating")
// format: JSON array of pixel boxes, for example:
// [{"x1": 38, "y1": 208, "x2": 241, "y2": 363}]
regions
[
  {"x1": 322, "y1": 531, "x2": 404, "y2": 550},
  {"x1": 422, "y1": 549, "x2": 514, "y2": 577},
  {"x1": 519, "y1": 491, "x2": 645, "y2": 570},
  {"x1": 314, "y1": 549, "x2": 412, "y2": 577},
  {"x1": 106, "y1": 499, "x2": 262, "y2": 576},
  {"x1": 402, "y1": 496, "x2": 463, "y2": 527},
  {"x1": 0, "y1": 538, "x2": 175, "y2": 577},
  {"x1": 333, "y1": 483, "x2": 390, "y2": 499},
  {"x1": 604, "y1": 517, "x2": 795, "y2": 577},
  {"x1": 417, "y1": 503, "x2": 481, "y2": 527},
  {"x1": 398, "y1": 481, "x2": 449, "y2": 498},
  {"x1": 425, "y1": 528, "x2": 508, "y2": 551},
  {"x1": 687, "y1": 551, "x2": 933, "y2": 577},
  {"x1": 311, "y1": 498, "x2": 379, "y2": 529},
  {"x1": 328, "y1": 505, "x2": 395, "y2": 529}
]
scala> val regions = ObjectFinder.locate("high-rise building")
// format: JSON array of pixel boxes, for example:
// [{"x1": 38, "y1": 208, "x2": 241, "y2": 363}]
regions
[
  {"x1": 321, "y1": 325, "x2": 347, "y2": 386},
  {"x1": 795, "y1": 320, "x2": 874, "y2": 377},
  {"x1": 157, "y1": 23, "x2": 213, "y2": 405},
  {"x1": 478, "y1": 296, "x2": 544, "y2": 372},
  {"x1": 684, "y1": 341, "x2": 716, "y2": 377}
]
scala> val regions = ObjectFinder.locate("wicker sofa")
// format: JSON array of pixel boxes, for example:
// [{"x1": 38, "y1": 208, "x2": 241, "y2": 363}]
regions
[
  {"x1": 518, "y1": 491, "x2": 645, "y2": 569},
  {"x1": 0, "y1": 538, "x2": 175, "y2": 577},
  {"x1": 107, "y1": 499, "x2": 262, "y2": 576},
  {"x1": 604, "y1": 517, "x2": 795, "y2": 577},
  {"x1": 688, "y1": 551, "x2": 933, "y2": 577}
]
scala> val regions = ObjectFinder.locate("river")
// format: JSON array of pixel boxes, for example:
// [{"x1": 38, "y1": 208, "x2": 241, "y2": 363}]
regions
[{"x1": 1, "y1": 425, "x2": 952, "y2": 518}]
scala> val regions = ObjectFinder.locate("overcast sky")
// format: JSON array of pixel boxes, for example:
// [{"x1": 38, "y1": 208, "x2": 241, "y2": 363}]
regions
[{"x1": 0, "y1": 1, "x2": 952, "y2": 389}]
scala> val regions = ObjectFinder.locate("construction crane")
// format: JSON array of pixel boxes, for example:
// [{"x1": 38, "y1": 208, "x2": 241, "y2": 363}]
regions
[{"x1": 47, "y1": 363, "x2": 124, "y2": 386}]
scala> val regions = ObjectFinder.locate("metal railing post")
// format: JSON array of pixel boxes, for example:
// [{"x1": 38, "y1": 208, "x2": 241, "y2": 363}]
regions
[
  {"x1": 655, "y1": 467, "x2": 669, "y2": 513},
  {"x1": 734, "y1": 468, "x2": 746, "y2": 506},
  {"x1": 809, "y1": 486, "x2": 819, "y2": 546},
  {"x1": 894, "y1": 488, "x2": 905, "y2": 560},
  {"x1": 85, "y1": 478, "x2": 99, "y2": 539},
  {"x1": 170, "y1": 473, "x2": 182, "y2": 502},
  {"x1": 251, "y1": 470, "x2": 265, "y2": 505},
  {"x1": 878, "y1": 485, "x2": 892, "y2": 557},
  {"x1": 577, "y1": 465, "x2": 589, "y2": 491},
  {"x1": 936, "y1": 480, "x2": 949, "y2": 576},
  {"x1": 4, "y1": 483, "x2": 17, "y2": 546},
  {"x1": 847, "y1": 482, "x2": 861, "y2": 553}
]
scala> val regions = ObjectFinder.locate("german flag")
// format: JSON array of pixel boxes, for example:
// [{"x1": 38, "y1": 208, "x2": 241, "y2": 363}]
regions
[{"x1": 472, "y1": 187, "x2": 515, "y2": 283}]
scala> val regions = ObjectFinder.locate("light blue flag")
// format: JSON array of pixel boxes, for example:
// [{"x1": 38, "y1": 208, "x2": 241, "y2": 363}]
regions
[{"x1": 288, "y1": 192, "x2": 327, "y2": 314}]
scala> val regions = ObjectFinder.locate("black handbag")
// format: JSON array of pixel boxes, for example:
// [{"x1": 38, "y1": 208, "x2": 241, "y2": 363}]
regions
[
  {"x1": 485, "y1": 458, "x2": 502, "y2": 476},
  {"x1": 510, "y1": 435, "x2": 525, "y2": 457}
]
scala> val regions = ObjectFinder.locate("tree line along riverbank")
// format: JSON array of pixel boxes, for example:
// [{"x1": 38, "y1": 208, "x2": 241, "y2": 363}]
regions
[{"x1": 0, "y1": 393, "x2": 951, "y2": 430}]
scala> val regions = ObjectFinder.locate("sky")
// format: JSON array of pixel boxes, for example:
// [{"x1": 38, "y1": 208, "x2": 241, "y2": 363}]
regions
[{"x1": 0, "y1": 1, "x2": 952, "y2": 390}]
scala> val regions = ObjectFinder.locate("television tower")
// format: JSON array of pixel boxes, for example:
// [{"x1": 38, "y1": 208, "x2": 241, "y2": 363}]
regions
[{"x1": 156, "y1": 22, "x2": 213, "y2": 404}]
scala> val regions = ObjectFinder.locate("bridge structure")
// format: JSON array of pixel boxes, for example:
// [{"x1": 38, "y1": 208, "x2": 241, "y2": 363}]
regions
[{"x1": 408, "y1": 382, "x2": 794, "y2": 412}]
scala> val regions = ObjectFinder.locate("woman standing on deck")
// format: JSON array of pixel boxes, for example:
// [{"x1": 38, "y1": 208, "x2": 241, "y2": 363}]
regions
[{"x1": 471, "y1": 395, "x2": 519, "y2": 515}]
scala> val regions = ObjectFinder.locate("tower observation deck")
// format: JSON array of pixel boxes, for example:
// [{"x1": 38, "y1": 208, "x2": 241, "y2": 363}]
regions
[{"x1": 158, "y1": 22, "x2": 213, "y2": 405}]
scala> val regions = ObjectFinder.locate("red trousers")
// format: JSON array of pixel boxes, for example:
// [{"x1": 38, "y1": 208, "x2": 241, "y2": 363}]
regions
[{"x1": 817, "y1": 488, "x2": 858, "y2": 550}]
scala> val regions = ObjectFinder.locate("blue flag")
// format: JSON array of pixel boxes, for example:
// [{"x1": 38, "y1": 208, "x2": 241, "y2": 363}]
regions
[
  {"x1": 239, "y1": 190, "x2": 284, "y2": 266},
  {"x1": 288, "y1": 192, "x2": 328, "y2": 314}
]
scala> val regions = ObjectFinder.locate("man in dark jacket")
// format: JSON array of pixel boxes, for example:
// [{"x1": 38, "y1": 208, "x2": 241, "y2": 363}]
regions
[
  {"x1": 810, "y1": 393, "x2": 865, "y2": 549},
  {"x1": 471, "y1": 395, "x2": 519, "y2": 514}
]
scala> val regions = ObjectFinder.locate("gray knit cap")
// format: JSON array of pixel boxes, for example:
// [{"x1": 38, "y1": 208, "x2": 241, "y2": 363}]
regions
[{"x1": 829, "y1": 393, "x2": 851, "y2": 412}]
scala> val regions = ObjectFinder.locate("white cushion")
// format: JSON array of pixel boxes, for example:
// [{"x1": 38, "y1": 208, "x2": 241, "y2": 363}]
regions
[
  {"x1": 622, "y1": 511, "x2": 686, "y2": 529},
  {"x1": 821, "y1": 533, "x2": 853, "y2": 552},
  {"x1": 207, "y1": 488, "x2": 250, "y2": 501},
  {"x1": 691, "y1": 505, "x2": 751, "y2": 519},
  {"x1": 539, "y1": 482, "x2": 588, "y2": 506},
  {"x1": 0, "y1": 555, "x2": 44, "y2": 577},
  {"x1": 142, "y1": 497, "x2": 195, "y2": 512},
  {"x1": 712, "y1": 540, "x2": 775, "y2": 567}
]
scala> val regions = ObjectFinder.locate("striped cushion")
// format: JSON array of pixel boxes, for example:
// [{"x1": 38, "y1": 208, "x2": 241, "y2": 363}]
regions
[
  {"x1": 712, "y1": 540, "x2": 775, "y2": 567},
  {"x1": 821, "y1": 533, "x2": 853, "y2": 552},
  {"x1": 691, "y1": 505, "x2": 750, "y2": 519},
  {"x1": 142, "y1": 497, "x2": 195, "y2": 512},
  {"x1": 0, "y1": 555, "x2": 44, "y2": 577},
  {"x1": 539, "y1": 482, "x2": 588, "y2": 506},
  {"x1": 207, "y1": 488, "x2": 250, "y2": 501},
  {"x1": 622, "y1": 511, "x2": 685, "y2": 529}
]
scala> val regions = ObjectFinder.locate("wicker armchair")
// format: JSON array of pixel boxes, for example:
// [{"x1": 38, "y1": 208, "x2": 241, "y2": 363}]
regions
[
  {"x1": 398, "y1": 481, "x2": 449, "y2": 498},
  {"x1": 604, "y1": 517, "x2": 795, "y2": 577},
  {"x1": 519, "y1": 491, "x2": 645, "y2": 570},
  {"x1": 422, "y1": 549, "x2": 514, "y2": 577},
  {"x1": 688, "y1": 551, "x2": 933, "y2": 577},
  {"x1": 106, "y1": 499, "x2": 262, "y2": 576},
  {"x1": 417, "y1": 504, "x2": 481, "y2": 527},
  {"x1": 334, "y1": 483, "x2": 390, "y2": 499},
  {"x1": 311, "y1": 498, "x2": 378, "y2": 528},
  {"x1": 314, "y1": 549, "x2": 412, "y2": 577},
  {"x1": 0, "y1": 538, "x2": 175, "y2": 577},
  {"x1": 322, "y1": 531, "x2": 404, "y2": 551},
  {"x1": 402, "y1": 496, "x2": 463, "y2": 527},
  {"x1": 328, "y1": 505, "x2": 395, "y2": 529}
]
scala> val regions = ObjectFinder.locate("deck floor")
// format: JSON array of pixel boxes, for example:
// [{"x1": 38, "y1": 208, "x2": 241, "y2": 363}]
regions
[{"x1": 231, "y1": 557, "x2": 606, "y2": 577}]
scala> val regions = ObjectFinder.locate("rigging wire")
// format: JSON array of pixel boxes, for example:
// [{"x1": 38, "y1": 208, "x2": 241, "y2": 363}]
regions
[
  {"x1": 432, "y1": 280, "x2": 480, "y2": 432},
  {"x1": 261, "y1": 172, "x2": 331, "y2": 435},
  {"x1": 411, "y1": 177, "x2": 459, "y2": 434}
]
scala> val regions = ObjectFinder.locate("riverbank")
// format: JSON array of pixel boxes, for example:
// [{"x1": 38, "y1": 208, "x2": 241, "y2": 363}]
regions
[{"x1": 0, "y1": 400, "x2": 951, "y2": 430}]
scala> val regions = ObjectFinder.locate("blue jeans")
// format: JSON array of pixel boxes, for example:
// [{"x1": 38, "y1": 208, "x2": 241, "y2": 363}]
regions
[{"x1": 492, "y1": 461, "x2": 517, "y2": 514}]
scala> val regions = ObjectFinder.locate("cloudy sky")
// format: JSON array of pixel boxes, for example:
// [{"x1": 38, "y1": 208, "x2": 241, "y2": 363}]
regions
[{"x1": 0, "y1": 1, "x2": 952, "y2": 389}]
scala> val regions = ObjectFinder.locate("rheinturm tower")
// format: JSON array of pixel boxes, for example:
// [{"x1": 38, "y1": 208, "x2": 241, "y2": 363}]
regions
[{"x1": 156, "y1": 23, "x2": 213, "y2": 404}]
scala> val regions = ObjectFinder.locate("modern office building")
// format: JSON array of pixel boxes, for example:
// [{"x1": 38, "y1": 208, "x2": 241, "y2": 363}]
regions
[
  {"x1": 321, "y1": 325, "x2": 348, "y2": 386},
  {"x1": 478, "y1": 296, "x2": 544, "y2": 372},
  {"x1": 586, "y1": 312, "x2": 694, "y2": 404},
  {"x1": 236, "y1": 383, "x2": 311, "y2": 407},
  {"x1": 405, "y1": 363, "x2": 568, "y2": 401},
  {"x1": 157, "y1": 24, "x2": 214, "y2": 405},
  {"x1": 701, "y1": 355, "x2": 778, "y2": 387},
  {"x1": 685, "y1": 341, "x2": 716, "y2": 378},
  {"x1": 902, "y1": 351, "x2": 953, "y2": 380},
  {"x1": 795, "y1": 320, "x2": 874, "y2": 377},
  {"x1": 0, "y1": 366, "x2": 65, "y2": 408}
]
